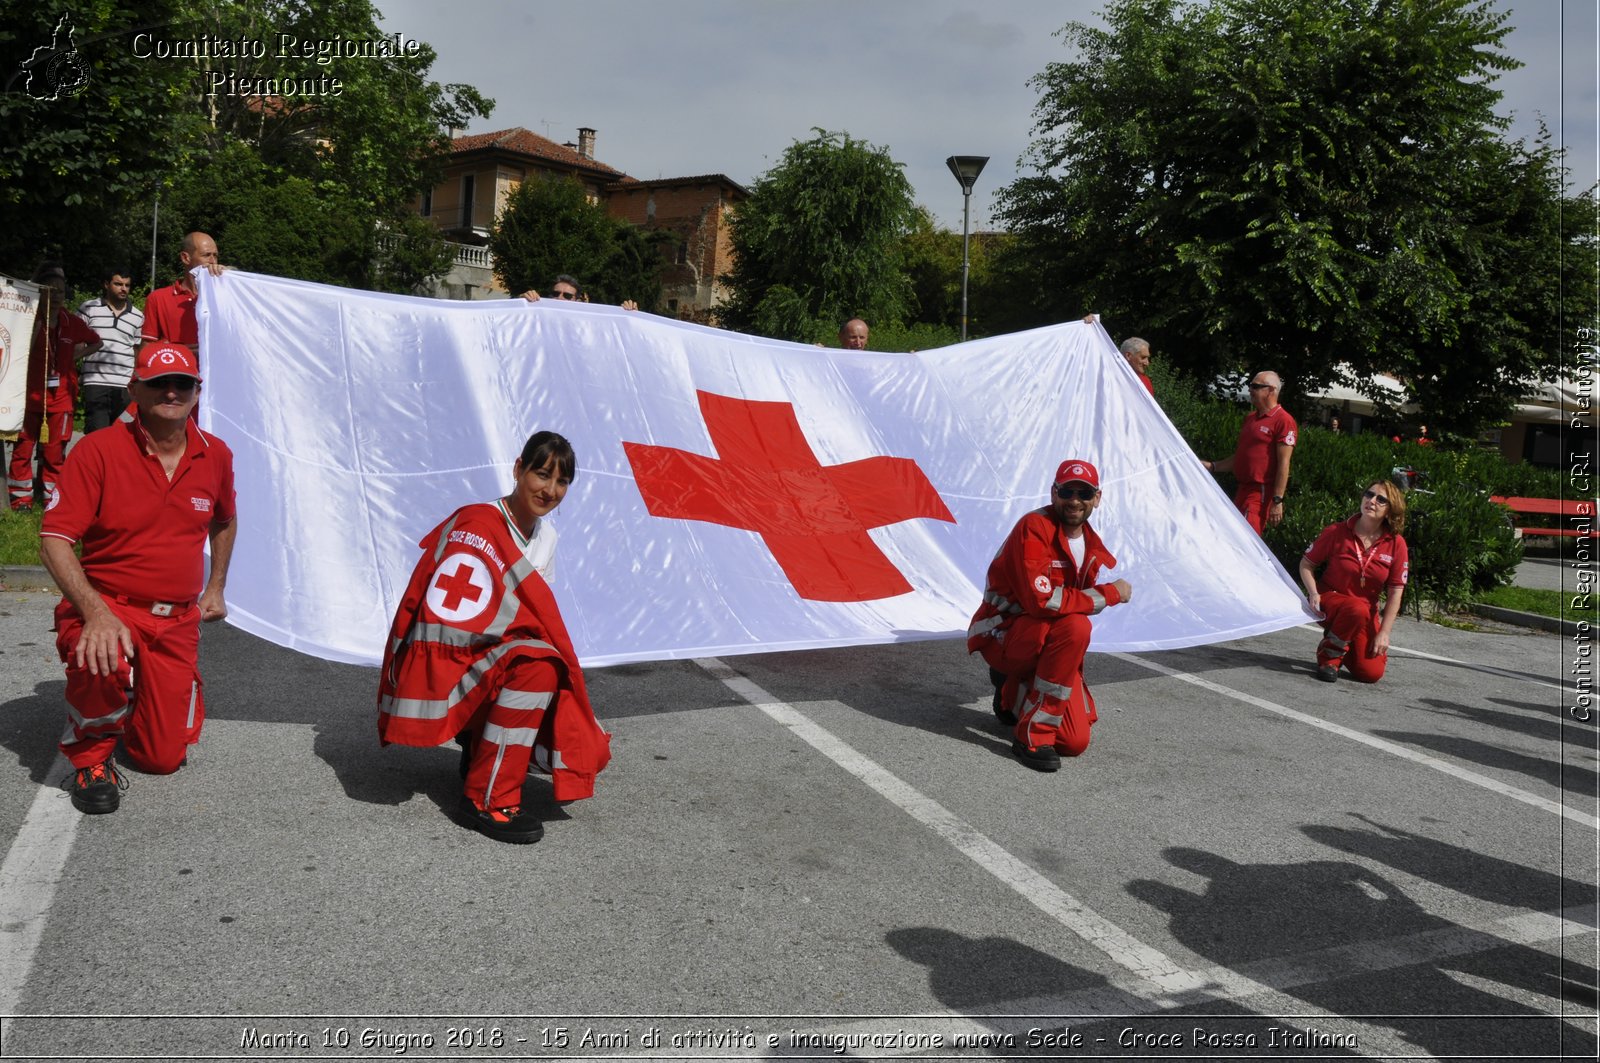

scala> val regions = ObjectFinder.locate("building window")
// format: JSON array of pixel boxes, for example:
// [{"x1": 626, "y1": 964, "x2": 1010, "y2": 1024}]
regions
[
  {"x1": 420, "y1": 188, "x2": 432, "y2": 217},
  {"x1": 676, "y1": 240, "x2": 689, "y2": 265},
  {"x1": 460, "y1": 174, "x2": 476, "y2": 228}
]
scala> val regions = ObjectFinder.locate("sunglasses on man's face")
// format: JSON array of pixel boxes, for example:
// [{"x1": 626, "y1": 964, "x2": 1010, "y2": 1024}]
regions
[
  {"x1": 143, "y1": 375, "x2": 197, "y2": 392},
  {"x1": 1055, "y1": 486, "x2": 1096, "y2": 501},
  {"x1": 552, "y1": 289, "x2": 580, "y2": 300}
]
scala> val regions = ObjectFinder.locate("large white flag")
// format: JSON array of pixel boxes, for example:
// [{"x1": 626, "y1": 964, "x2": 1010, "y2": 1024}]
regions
[{"x1": 196, "y1": 270, "x2": 1311, "y2": 667}]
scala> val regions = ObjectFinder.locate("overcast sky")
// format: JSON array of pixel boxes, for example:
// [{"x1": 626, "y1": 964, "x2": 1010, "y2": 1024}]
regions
[{"x1": 373, "y1": 0, "x2": 1596, "y2": 230}]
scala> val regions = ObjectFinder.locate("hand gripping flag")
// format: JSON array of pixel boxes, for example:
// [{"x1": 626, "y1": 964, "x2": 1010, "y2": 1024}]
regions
[{"x1": 196, "y1": 271, "x2": 1312, "y2": 667}]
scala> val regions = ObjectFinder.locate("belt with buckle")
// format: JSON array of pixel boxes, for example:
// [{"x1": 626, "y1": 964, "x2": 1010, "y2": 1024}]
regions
[{"x1": 108, "y1": 593, "x2": 195, "y2": 617}]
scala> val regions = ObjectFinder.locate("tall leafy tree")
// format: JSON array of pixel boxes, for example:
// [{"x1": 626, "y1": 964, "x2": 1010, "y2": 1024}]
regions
[
  {"x1": 993, "y1": 0, "x2": 1587, "y2": 434},
  {"x1": 489, "y1": 173, "x2": 666, "y2": 308},
  {"x1": 720, "y1": 129, "x2": 916, "y2": 342}
]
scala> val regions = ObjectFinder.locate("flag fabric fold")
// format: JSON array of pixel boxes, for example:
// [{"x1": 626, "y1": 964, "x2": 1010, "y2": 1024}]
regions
[{"x1": 196, "y1": 270, "x2": 1311, "y2": 668}]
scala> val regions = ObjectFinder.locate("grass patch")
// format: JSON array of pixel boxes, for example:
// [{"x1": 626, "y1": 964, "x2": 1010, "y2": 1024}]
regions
[
  {"x1": 1475, "y1": 585, "x2": 1599, "y2": 625},
  {"x1": 1427, "y1": 613, "x2": 1480, "y2": 632},
  {"x1": 0, "y1": 506, "x2": 42, "y2": 567}
]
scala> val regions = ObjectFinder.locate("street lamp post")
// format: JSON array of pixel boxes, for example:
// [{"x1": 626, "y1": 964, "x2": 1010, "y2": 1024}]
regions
[{"x1": 945, "y1": 155, "x2": 988, "y2": 342}]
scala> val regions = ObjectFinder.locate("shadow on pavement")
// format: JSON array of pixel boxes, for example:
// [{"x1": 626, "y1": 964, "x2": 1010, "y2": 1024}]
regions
[
  {"x1": 1369, "y1": 727, "x2": 1598, "y2": 797},
  {"x1": 1, "y1": 680, "x2": 68, "y2": 784}
]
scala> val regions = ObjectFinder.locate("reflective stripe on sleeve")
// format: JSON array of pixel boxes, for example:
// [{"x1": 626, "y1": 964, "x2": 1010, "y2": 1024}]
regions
[
  {"x1": 1085, "y1": 588, "x2": 1107, "y2": 615},
  {"x1": 1045, "y1": 584, "x2": 1064, "y2": 612},
  {"x1": 967, "y1": 614, "x2": 1005, "y2": 639}
]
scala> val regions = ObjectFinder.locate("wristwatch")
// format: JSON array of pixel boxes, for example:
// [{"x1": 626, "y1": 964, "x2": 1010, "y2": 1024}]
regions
[{"x1": 1271, "y1": 495, "x2": 1284, "y2": 504}]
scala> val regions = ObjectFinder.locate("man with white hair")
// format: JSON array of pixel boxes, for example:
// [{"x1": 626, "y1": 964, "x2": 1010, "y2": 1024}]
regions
[
  {"x1": 1201, "y1": 370, "x2": 1298, "y2": 533},
  {"x1": 1119, "y1": 337, "x2": 1154, "y2": 396}
]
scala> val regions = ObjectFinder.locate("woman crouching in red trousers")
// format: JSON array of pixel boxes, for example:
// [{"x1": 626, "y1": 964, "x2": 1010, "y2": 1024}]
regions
[{"x1": 1298, "y1": 480, "x2": 1410, "y2": 683}]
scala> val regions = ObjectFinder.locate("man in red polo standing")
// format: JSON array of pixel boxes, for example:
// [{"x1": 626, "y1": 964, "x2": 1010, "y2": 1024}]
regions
[
  {"x1": 39, "y1": 341, "x2": 237, "y2": 814},
  {"x1": 7, "y1": 263, "x2": 101, "y2": 510},
  {"x1": 967, "y1": 459, "x2": 1133, "y2": 772},
  {"x1": 1201, "y1": 370, "x2": 1297, "y2": 533},
  {"x1": 142, "y1": 232, "x2": 222, "y2": 358}
]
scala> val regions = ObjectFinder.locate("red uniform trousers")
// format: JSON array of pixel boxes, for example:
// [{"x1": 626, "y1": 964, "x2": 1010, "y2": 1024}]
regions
[
  {"x1": 461, "y1": 657, "x2": 560, "y2": 811},
  {"x1": 7, "y1": 405, "x2": 73, "y2": 509},
  {"x1": 980, "y1": 613, "x2": 1098, "y2": 756},
  {"x1": 54, "y1": 597, "x2": 203, "y2": 773},
  {"x1": 1233, "y1": 482, "x2": 1269, "y2": 534},
  {"x1": 1316, "y1": 590, "x2": 1389, "y2": 683}
]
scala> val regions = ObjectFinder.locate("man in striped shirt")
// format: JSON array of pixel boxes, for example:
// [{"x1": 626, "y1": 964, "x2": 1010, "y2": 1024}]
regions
[{"x1": 76, "y1": 270, "x2": 144, "y2": 432}]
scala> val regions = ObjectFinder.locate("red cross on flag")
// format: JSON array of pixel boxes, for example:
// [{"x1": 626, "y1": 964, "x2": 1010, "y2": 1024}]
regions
[{"x1": 198, "y1": 270, "x2": 1314, "y2": 667}]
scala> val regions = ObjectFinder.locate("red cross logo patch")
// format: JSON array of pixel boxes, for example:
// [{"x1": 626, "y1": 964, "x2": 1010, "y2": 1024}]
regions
[
  {"x1": 425, "y1": 553, "x2": 493, "y2": 623},
  {"x1": 624, "y1": 391, "x2": 955, "y2": 602}
]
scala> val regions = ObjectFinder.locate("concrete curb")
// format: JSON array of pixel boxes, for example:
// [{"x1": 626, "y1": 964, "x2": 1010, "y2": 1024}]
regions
[
  {"x1": 0, "y1": 565, "x2": 56, "y2": 593},
  {"x1": 1468, "y1": 602, "x2": 1585, "y2": 637}
]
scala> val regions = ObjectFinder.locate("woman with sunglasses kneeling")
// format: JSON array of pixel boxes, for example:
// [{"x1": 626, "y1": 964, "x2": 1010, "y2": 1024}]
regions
[{"x1": 1298, "y1": 481, "x2": 1410, "y2": 684}]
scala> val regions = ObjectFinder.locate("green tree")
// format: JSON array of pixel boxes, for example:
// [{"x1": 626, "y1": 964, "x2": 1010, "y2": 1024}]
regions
[
  {"x1": 1, "y1": 0, "x2": 490, "y2": 292},
  {"x1": 994, "y1": 0, "x2": 1588, "y2": 435},
  {"x1": 489, "y1": 173, "x2": 665, "y2": 307},
  {"x1": 720, "y1": 129, "x2": 917, "y2": 342}
]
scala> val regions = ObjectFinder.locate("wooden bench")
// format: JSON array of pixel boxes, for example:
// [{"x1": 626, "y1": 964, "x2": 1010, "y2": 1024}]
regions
[{"x1": 1489, "y1": 496, "x2": 1595, "y2": 538}]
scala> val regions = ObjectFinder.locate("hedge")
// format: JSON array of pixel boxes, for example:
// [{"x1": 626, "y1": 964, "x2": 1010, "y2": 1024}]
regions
[{"x1": 1147, "y1": 360, "x2": 1535, "y2": 610}]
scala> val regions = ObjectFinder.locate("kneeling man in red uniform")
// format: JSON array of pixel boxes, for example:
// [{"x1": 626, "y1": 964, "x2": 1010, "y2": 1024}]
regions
[
  {"x1": 40, "y1": 342, "x2": 237, "y2": 813},
  {"x1": 378, "y1": 431, "x2": 610, "y2": 844},
  {"x1": 968, "y1": 460, "x2": 1133, "y2": 772}
]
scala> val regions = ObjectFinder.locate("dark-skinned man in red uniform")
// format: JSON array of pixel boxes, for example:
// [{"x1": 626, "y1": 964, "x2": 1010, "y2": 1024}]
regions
[{"x1": 967, "y1": 460, "x2": 1133, "y2": 772}]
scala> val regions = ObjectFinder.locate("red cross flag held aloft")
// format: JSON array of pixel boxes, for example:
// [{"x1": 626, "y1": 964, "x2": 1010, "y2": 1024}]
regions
[
  {"x1": 197, "y1": 268, "x2": 1316, "y2": 667},
  {"x1": 624, "y1": 391, "x2": 954, "y2": 602}
]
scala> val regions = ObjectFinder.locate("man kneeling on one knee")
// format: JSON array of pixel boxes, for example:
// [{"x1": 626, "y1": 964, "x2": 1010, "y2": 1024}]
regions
[{"x1": 967, "y1": 459, "x2": 1132, "y2": 772}]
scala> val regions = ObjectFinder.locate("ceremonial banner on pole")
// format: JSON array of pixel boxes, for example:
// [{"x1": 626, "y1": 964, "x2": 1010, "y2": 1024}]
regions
[
  {"x1": 0, "y1": 275, "x2": 41, "y2": 435},
  {"x1": 196, "y1": 270, "x2": 1312, "y2": 667}
]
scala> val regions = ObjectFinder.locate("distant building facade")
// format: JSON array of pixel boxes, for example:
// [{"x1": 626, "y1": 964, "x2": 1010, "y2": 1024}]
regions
[{"x1": 605, "y1": 174, "x2": 746, "y2": 323}]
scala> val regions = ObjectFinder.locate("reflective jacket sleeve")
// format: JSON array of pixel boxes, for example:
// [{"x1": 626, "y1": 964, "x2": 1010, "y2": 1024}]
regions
[{"x1": 1004, "y1": 515, "x2": 1125, "y2": 618}]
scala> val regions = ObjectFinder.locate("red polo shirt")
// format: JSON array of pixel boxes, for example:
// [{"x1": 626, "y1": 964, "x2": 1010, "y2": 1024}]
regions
[
  {"x1": 141, "y1": 280, "x2": 199, "y2": 348},
  {"x1": 1232, "y1": 404, "x2": 1297, "y2": 486},
  {"x1": 41, "y1": 415, "x2": 236, "y2": 601},
  {"x1": 1303, "y1": 516, "x2": 1409, "y2": 604},
  {"x1": 28, "y1": 309, "x2": 100, "y2": 412}
]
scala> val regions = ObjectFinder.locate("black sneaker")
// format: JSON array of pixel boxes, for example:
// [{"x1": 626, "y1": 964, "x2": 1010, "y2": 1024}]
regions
[
  {"x1": 989, "y1": 667, "x2": 1017, "y2": 727},
  {"x1": 458, "y1": 798, "x2": 543, "y2": 844},
  {"x1": 1316, "y1": 664, "x2": 1339, "y2": 683},
  {"x1": 64, "y1": 758, "x2": 128, "y2": 814},
  {"x1": 1012, "y1": 739, "x2": 1061, "y2": 773}
]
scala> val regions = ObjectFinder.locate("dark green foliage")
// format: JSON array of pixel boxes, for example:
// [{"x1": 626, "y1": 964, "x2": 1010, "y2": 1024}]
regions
[
  {"x1": 994, "y1": 0, "x2": 1588, "y2": 436},
  {"x1": 488, "y1": 174, "x2": 665, "y2": 308},
  {"x1": 720, "y1": 129, "x2": 917, "y2": 341},
  {"x1": 1152, "y1": 359, "x2": 1529, "y2": 609},
  {"x1": 0, "y1": 0, "x2": 490, "y2": 292}
]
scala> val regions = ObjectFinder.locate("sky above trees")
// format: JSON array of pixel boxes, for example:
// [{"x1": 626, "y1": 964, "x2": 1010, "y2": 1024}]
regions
[{"x1": 373, "y1": 0, "x2": 1595, "y2": 229}]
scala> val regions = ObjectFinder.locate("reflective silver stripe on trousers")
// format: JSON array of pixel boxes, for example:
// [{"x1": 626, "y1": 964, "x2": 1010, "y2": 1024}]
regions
[
  {"x1": 379, "y1": 637, "x2": 558, "y2": 720},
  {"x1": 967, "y1": 614, "x2": 1006, "y2": 639},
  {"x1": 185, "y1": 681, "x2": 198, "y2": 729},
  {"x1": 1085, "y1": 588, "x2": 1107, "y2": 615},
  {"x1": 1045, "y1": 584, "x2": 1064, "y2": 612},
  {"x1": 67, "y1": 703, "x2": 132, "y2": 731},
  {"x1": 495, "y1": 689, "x2": 553, "y2": 711},
  {"x1": 1029, "y1": 709, "x2": 1064, "y2": 729},
  {"x1": 483, "y1": 743, "x2": 508, "y2": 801},
  {"x1": 1034, "y1": 677, "x2": 1074, "y2": 701},
  {"x1": 533, "y1": 744, "x2": 568, "y2": 772},
  {"x1": 482, "y1": 722, "x2": 539, "y2": 748}
]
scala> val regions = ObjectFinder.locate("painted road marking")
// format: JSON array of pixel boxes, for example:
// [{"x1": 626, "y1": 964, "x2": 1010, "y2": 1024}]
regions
[{"x1": 0, "y1": 756, "x2": 79, "y2": 1042}]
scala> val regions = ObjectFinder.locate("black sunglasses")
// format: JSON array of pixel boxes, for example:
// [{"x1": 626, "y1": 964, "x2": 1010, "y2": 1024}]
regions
[
  {"x1": 1362, "y1": 489, "x2": 1390, "y2": 505},
  {"x1": 552, "y1": 290, "x2": 580, "y2": 300},
  {"x1": 142, "y1": 375, "x2": 197, "y2": 392},
  {"x1": 1055, "y1": 485, "x2": 1096, "y2": 501}
]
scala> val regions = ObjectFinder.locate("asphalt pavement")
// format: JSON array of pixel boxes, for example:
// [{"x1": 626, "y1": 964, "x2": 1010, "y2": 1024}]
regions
[{"x1": 0, "y1": 578, "x2": 1595, "y2": 1061}]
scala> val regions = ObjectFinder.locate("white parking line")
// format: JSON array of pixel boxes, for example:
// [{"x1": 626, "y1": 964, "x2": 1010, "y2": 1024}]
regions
[
  {"x1": 1109, "y1": 652, "x2": 1597, "y2": 828},
  {"x1": 0, "y1": 757, "x2": 79, "y2": 1042}
]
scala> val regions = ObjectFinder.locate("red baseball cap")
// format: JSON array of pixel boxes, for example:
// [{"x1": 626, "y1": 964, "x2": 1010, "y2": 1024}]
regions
[
  {"x1": 1053, "y1": 459, "x2": 1100, "y2": 490},
  {"x1": 133, "y1": 341, "x2": 202, "y2": 383}
]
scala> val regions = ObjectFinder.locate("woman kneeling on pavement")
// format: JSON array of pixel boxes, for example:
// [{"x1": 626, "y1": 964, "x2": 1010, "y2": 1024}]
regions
[
  {"x1": 377, "y1": 431, "x2": 610, "y2": 843},
  {"x1": 1298, "y1": 480, "x2": 1410, "y2": 684}
]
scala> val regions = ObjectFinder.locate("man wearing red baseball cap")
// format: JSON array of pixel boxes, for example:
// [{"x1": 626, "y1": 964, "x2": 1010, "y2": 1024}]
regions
[
  {"x1": 967, "y1": 459, "x2": 1133, "y2": 771},
  {"x1": 39, "y1": 341, "x2": 238, "y2": 814}
]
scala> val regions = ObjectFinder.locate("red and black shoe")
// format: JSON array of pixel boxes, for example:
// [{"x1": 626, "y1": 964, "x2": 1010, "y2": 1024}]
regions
[
  {"x1": 457, "y1": 797, "x2": 543, "y2": 844},
  {"x1": 64, "y1": 757, "x2": 129, "y2": 814}
]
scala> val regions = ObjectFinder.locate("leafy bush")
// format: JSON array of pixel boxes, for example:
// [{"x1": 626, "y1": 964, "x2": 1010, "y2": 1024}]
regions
[{"x1": 1150, "y1": 360, "x2": 1527, "y2": 609}]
